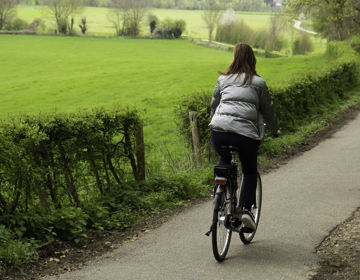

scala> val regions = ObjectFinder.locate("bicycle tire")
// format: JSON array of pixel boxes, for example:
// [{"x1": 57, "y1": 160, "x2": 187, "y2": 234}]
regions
[
  {"x1": 212, "y1": 191, "x2": 232, "y2": 262},
  {"x1": 239, "y1": 173, "x2": 262, "y2": 245}
]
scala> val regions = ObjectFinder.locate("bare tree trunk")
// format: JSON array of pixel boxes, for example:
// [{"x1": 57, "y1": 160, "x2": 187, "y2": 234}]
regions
[
  {"x1": 135, "y1": 123, "x2": 145, "y2": 181},
  {"x1": 102, "y1": 151, "x2": 111, "y2": 190},
  {"x1": 124, "y1": 126, "x2": 139, "y2": 181},
  {"x1": 107, "y1": 153, "x2": 122, "y2": 185},
  {"x1": 208, "y1": 27, "x2": 213, "y2": 43},
  {"x1": 46, "y1": 173, "x2": 60, "y2": 208},
  {"x1": 10, "y1": 175, "x2": 22, "y2": 214},
  {"x1": 59, "y1": 146, "x2": 80, "y2": 206},
  {"x1": 87, "y1": 151, "x2": 104, "y2": 195}
]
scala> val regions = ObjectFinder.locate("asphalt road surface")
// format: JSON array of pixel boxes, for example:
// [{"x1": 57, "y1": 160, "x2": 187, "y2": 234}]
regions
[{"x1": 45, "y1": 112, "x2": 360, "y2": 280}]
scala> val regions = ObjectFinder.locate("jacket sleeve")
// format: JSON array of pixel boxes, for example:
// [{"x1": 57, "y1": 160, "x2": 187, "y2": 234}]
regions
[
  {"x1": 259, "y1": 84, "x2": 278, "y2": 135},
  {"x1": 210, "y1": 80, "x2": 221, "y2": 119}
]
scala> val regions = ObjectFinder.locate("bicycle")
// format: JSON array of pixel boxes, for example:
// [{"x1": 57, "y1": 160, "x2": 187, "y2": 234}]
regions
[{"x1": 205, "y1": 146, "x2": 262, "y2": 262}]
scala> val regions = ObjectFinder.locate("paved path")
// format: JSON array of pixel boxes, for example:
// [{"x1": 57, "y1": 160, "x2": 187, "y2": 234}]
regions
[
  {"x1": 293, "y1": 20, "x2": 317, "y2": 34},
  {"x1": 45, "y1": 112, "x2": 360, "y2": 280}
]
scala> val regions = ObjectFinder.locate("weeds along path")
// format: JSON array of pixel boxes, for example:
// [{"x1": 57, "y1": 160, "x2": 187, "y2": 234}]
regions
[{"x1": 43, "y1": 109, "x2": 360, "y2": 279}]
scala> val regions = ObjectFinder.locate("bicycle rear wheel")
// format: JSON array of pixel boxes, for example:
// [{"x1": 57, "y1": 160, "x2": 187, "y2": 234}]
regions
[
  {"x1": 212, "y1": 190, "x2": 232, "y2": 262},
  {"x1": 239, "y1": 173, "x2": 262, "y2": 244}
]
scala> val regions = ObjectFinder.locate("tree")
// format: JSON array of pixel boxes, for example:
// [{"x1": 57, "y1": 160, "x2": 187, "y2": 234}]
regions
[
  {"x1": 79, "y1": 17, "x2": 87, "y2": 34},
  {"x1": 148, "y1": 13, "x2": 158, "y2": 35},
  {"x1": 110, "y1": 0, "x2": 149, "y2": 36},
  {"x1": 284, "y1": 0, "x2": 360, "y2": 40},
  {"x1": 0, "y1": 0, "x2": 17, "y2": 30},
  {"x1": 44, "y1": 0, "x2": 83, "y2": 34},
  {"x1": 202, "y1": 0, "x2": 222, "y2": 43},
  {"x1": 172, "y1": 19, "x2": 186, "y2": 38},
  {"x1": 266, "y1": 12, "x2": 288, "y2": 51},
  {"x1": 292, "y1": 32, "x2": 314, "y2": 55},
  {"x1": 153, "y1": 18, "x2": 186, "y2": 38}
]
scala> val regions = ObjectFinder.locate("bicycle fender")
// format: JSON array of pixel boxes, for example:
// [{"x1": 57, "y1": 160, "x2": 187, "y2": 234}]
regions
[{"x1": 213, "y1": 192, "x2": 222, "y2": 211}]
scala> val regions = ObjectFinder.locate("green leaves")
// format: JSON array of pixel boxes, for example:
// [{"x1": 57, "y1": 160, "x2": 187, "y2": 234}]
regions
[
  {"x1": 0, "y1": 225, "x2": 37, "y2": 269},
  {"x1": 0, "y1": 108, "x2": 143, "y2": 215},
  {"x1": 49, "y1": 207, "x2": 89, "y2": 244},
  {"x1": 285, "y1": 0, "x2": 360, "y2": 40}
]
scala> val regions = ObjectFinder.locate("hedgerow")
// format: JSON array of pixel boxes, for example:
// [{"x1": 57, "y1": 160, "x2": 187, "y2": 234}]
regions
[
  {"x1": 0, "y1": 108, "x2": 145, "y2": 215},
  {"x1": 0, "y1": 107, "x2": 213, "y2": 270}
]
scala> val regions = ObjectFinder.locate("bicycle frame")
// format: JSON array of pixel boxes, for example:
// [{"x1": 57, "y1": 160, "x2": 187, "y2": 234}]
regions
[{"x1": 208, "y1": 146, "x2": 263, "y2": 261}]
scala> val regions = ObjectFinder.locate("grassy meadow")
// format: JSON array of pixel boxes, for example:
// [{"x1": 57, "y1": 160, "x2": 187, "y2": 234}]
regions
[
  {"x1": 15, "y1": 5, "x2": 326, "y2": 56},
  {"x1": 0, "y1": 34, "x2": 332, "y2": 162},
  {"x1": 16, "y1": 5, "x2": 272, "y2": 38},
  {"x1": 1, "y1": 8, "x2": 360, "y2": 272}
]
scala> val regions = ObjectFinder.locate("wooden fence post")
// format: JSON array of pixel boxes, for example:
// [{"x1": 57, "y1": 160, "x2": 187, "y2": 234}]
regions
[{"x1": 189, "y1": 111, "x2": 203, "y2": 167}]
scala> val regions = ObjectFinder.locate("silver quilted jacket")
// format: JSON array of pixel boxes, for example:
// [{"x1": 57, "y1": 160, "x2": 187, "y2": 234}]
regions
[{"x1": 209, "y1": 73, "x2": 278, "y2": 141}]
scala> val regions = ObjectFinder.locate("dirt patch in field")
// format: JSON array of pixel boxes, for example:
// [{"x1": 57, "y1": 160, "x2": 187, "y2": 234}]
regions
[{"x1": 1, "y1": 106, "x2": 360, "y2": 280}]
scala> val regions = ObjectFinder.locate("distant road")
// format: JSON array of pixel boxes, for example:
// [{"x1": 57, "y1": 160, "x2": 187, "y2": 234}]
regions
[
  {"x1": 293, "y1": 19, "x2": 317, "y2": 34},
  {"x1": 201, "y1": 39, "x2": 234, "y2": 47},
  {"x1": 44, "y1": 111, "x2": 360, "y2": 280}
]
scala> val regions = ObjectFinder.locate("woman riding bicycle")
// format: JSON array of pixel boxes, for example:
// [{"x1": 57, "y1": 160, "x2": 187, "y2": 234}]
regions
[{"x1": 209, "y1": 43, "x2": 279, "y2": 232}]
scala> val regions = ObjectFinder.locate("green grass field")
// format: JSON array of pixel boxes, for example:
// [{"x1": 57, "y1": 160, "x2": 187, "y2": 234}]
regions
[
  {"x1": 0, "y1": 35, "x2": 332, "y2": 161},
  {"x1": 17, "y1": 6, "x2": 272, "y2": 38},
  {"x1": 16, "y1": 5, "x2": 326, "y2": 56}
]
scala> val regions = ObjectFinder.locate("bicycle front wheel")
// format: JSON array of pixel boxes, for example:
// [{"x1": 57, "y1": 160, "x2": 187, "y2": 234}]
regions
[
  {"x1": 239, "y1": 173, "x2": 262, "y2": 244},
  {"x1": 212, "y1": 191, "x2": 232, "y2": 262}
]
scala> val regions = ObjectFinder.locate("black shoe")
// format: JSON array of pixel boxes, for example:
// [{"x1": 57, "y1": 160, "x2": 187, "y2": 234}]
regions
[{"x1": 241, "y1": 210, "x2": 256, "y2": 232}]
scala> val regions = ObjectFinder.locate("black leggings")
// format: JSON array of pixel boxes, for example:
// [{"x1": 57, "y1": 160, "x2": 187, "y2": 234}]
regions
[{"x1": 210, "y1": 130, "x2": 260, "y2": 209}]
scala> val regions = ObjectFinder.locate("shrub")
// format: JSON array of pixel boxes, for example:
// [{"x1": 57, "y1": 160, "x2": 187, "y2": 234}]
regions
[
  {"x1": 216, "y1": 21, "x2": 287, "y2": 52},
  {"x1": 0, "y1": 213, "x2": 54, "y2": 241},
  {"x1": 148, "y1": 13, "x2": 159, "y2": 34},
  {"x1": 50, "y1": 207, "x2": 88, "y2": 244},
  {"x1": 0, "y1": 108, "x2": 144, "y2": 215},
  {"x1": 0, "y1": 208, "x2": 89, "y2": 244},
  {"x1": 252, "y1": 29, "x2": 286, "y2": 52},
  {"x1": 351, "y1": 35, "x2": 360, "y2": 53},
  {"x1": 79, "y1": 17, "x2": 87, "y2": 35},
  {"x1": 155, "y1": 18, "x2": 173, "y2": 38},
  {"x1": 27, "y1": 18, "x2": 45, "y2": 33},
  {"x1": 0, "y1": 225, "x2": 36, "y2": 269},
  {"x1": 266, "y1": 33, "x2": 287, "y2": 52},
  {"x1": 215, "y1": 20, "x2": 253, "y2": 45},
  {"x1": 3, "y1": 18, "x2": 28, "y2": 31},
  {"x1": 252, "y1": 29, "x2": 267, "y2": 49},
  {"x1": 292, "y1": 32, "x2": 315, "y2": 55},
  {"x1": 154, "y1": 18, "x2": 186, "y2": 39},
  {"x1": 173, "y1": 19, "x2": 186, "y2": 38}
]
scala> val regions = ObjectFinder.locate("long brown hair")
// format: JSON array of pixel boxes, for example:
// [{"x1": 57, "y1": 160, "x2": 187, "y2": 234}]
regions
[{"x1": 219, "y1": 43, "x2": 258, "y2": 86}]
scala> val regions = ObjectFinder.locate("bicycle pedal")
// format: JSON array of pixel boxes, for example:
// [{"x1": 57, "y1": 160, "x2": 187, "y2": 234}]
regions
[
  {"x1": 242, "y1": 227, "x2": 255, "y2": 233},
  {"x1": 231, "y1": 218, "x2": 241, "y2": 228}
]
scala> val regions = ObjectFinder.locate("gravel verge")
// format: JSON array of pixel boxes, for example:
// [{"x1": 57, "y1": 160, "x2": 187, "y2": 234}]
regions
[{"x1": 312, "y1": 208, "x2": 360, "y2": 280}]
